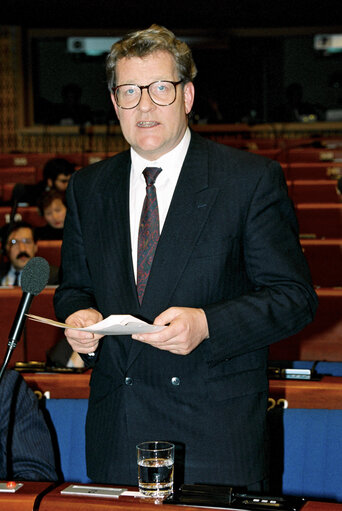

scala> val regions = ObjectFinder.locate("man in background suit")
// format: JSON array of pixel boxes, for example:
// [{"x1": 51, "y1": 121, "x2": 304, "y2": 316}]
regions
[
  {"x1": 54, "y1": 25, "x2": 318, "y2": 490},
  {"x1": 0, "y1": 221, "x2": 60, "y2": 286},
  {"x1": 0, "y1": 369, "x2": 57, "y2": 481}
]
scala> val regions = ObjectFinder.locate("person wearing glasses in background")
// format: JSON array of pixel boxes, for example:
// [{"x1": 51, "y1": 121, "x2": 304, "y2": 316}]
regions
[
  {"x1": 54, "y1": 25, "x2": 317, "y2": 491},
  {"x1": 0, "y1": 221, "x2": 60, "y2": 286}
]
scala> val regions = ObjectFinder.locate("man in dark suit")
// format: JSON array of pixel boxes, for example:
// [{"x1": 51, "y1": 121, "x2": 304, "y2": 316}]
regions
[
  {"x1": 0, "y1": 221, "x2": 60, "y2": 286},
  {"x1": 54, "y1": 25, "x2": 318, "y2": 490},
  {"x1": 0, "y1": 369, "x2": 57, "y2": 480}
]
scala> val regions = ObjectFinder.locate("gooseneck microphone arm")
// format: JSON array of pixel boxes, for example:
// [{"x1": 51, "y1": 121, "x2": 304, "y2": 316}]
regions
[
  {"x1": 8, "y1": 293, "x2": 34, "y2": 350},
  {"x1": 0, "y1": 257, "x2": 50, "y2": 385}
]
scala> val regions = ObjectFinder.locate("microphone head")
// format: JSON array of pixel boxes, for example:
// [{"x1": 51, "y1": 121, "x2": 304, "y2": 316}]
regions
[{"x1": 21, "y1": 257, "x2": 50, "y2": 295}]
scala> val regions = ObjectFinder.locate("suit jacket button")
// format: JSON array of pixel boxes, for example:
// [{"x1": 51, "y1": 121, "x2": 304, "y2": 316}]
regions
[
  {"x1": 125, "y1": 377, "x2": 133, "y2": 386},
  {"x1": 171, "y1": 377, "x2": 180, "y2": 386}
]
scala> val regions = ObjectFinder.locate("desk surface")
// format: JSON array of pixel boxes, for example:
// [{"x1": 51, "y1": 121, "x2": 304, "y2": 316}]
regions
[
  {"x1": 0, "y1": 483, "x2": 341, "y2": 510},
  {"x1": 20, "y1": 372, "x2": 342, "y2": 409},
  {"x1": 0, "y1": 481, "x2": 54, "y2": 511},
  {"x1": 0, "y1": 482, "x2": 336, "y2": 511}
]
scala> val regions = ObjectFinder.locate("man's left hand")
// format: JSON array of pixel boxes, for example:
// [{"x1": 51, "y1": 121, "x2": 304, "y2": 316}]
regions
[{"x1": 131, "y1": 307, "x2": 209, "y2": 355}]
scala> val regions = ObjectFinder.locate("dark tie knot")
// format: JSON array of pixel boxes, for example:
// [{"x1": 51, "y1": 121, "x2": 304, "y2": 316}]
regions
[{"x1": 143, "y1": 167, "x2": 162, "y2": 187}]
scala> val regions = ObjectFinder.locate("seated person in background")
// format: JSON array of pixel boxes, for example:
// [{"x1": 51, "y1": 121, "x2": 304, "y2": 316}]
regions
[
  {"x1": 0, "y1": 369, "x2": 58, "y2": 481},
  {"x1": 337, "y1": 176, "x2": 342, "y2": 202},
  {"x1": 11, "y1": 158, "x2": 75, "y2": 207},
  {"x1": 36, "y1": 190, "x2": 66, "y2": 240},
  {"x1": 47, "y1": 337, "x2": 85, "y2": 369},
  {"x1": 275, "y1": 82, "x2": 323, "y2": 122},
  {"x1": 0, "y1": 221, "x2": 60, "y2": 286}
]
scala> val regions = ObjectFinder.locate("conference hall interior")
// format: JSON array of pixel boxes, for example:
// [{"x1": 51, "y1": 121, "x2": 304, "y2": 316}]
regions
[{"x1": 0, "y1": 0, "x2": 342, "y2": 508}]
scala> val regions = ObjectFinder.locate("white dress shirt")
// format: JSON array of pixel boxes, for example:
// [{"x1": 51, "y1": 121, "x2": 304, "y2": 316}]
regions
[
  {"x1": 1, "y1": 266, "x2": 21, "y2": 287},
  {"x1": 130, "y1": 128, "x2": 191, "y2": 281}
]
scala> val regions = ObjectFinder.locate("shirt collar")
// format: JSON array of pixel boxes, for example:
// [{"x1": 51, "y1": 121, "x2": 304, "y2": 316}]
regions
[{"x1": 130, "y1": 127, "x2": 191, "y2": 186}]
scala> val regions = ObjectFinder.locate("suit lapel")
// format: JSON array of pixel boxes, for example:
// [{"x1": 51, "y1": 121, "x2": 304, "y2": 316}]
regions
[{"x1": 127, "y1": 133, "x2": 219, "y2": 368}]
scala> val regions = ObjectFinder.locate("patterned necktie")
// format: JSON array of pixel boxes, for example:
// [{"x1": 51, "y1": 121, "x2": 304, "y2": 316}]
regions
[{"x1": 137, "y1": 167, "x2": 162, "y2": 304}]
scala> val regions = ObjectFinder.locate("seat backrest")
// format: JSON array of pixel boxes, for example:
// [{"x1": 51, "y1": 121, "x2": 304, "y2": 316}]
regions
[
  {"x1": 44, "y1": 398, "x2": 90, "y2": 483},
  {"x1": 268, "y1": 408, "x2": 342, "y2": 502}
]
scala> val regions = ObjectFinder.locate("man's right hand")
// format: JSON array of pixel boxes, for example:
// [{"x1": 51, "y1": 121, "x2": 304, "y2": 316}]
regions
[{"x1": 64, "y1": 309, "x2": 104, "y2": 354}]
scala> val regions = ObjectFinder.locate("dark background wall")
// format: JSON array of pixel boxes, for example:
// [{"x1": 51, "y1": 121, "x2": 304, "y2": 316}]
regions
[{"x1": 1, "y1": 0, "x2": 342, "y2": 125}]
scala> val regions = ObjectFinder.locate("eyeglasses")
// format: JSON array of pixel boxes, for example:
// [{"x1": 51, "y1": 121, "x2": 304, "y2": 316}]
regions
[
  {"x1": 112, "y1": 80, "x2": 183, "y2": 109},
  {"x1": 9, "y1": 238, "x2": 34, "y2": 246}
]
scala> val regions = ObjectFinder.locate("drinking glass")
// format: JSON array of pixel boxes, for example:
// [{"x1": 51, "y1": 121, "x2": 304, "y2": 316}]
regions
[{"x1": 136, "y1": 441, "x2": 175, "y2": 498}]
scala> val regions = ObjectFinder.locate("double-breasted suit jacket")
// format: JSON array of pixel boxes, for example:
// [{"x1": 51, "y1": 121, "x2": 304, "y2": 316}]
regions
[{"x1": 54, "y1": 132, "x2": 317, "y2": 486}]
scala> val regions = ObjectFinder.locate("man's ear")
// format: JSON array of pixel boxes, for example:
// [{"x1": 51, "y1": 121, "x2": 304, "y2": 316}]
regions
[{"x1": 183, "y1": 82, "x2": 195, "y2": 115}]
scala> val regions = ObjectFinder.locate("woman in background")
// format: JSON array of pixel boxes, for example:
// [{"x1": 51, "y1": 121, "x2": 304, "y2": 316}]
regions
[{"x1": 36, "y1": 190, "x2": 66, "y2": 240}]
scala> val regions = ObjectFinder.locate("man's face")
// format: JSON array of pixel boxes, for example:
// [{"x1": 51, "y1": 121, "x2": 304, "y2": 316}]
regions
[
  {"x1": 111, "y1": 50, "x2": 195, "y2": 161},
  {"x1": 6, "y1": 227, "x2": 37, "y2": 270},
  {"x1": 51, "y1": 173, "x2": 71, "y2": 192}
]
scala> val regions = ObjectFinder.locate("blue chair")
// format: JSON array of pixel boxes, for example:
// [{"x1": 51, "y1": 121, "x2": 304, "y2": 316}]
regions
[
  {"x1": 269, "y1": 408, "x2": 342, "y2": 502},
  {"x1": 44, "y1": 398, "x2": 90, "y2": 483},
  {"x1": 292, "y1": 361, "x2": 342, "y2": 377}
]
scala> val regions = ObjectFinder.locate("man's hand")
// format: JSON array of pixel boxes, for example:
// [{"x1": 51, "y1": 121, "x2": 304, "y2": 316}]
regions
[
  {"x1": 131, "y1": 307, "x2": 209, "y2": 355},
  {"x1": 64, "y1": 309, "x2": 104, "y2": 354}
]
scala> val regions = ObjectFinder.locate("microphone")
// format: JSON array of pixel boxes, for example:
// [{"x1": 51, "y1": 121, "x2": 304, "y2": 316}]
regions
[
  {"x1": 8, "y1": 257, "x2": 50, "y2": 348},
  {"x1": 0, "y1": 257, "x2": 50, "y2": 384}
]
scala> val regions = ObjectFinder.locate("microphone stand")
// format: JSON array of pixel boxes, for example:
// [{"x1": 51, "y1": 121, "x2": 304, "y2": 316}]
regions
[{"x1": 0, "y1": 292, "x2": 34, "y2": 385}]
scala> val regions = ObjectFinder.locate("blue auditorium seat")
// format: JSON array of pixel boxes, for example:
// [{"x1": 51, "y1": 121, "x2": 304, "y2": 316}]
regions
[
  {"x1": 292, "y1": 361, "x2": 342, "y2": 377},
  {"x1": 44, "y1": 397, "x2": 342, "y2": 501},
  {"x1": 44, "y1": 398, "x2": 90, "y2": 483},
  {"x1": 269, "y1": 408, "x2": 342, "y2": 502}
]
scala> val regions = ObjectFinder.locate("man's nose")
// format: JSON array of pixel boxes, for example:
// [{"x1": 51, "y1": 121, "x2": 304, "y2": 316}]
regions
[
  {"x1": 138, "y1": 88, "x2": 155, "y2": 110},
  {"x1": 18, "y1": 241, "x2": 27, "y2": 250}
]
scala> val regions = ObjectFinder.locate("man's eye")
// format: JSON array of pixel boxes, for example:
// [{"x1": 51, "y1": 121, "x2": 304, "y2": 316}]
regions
[{"x1": 126, "y1": 88, "x2": 137, "y2": 96}]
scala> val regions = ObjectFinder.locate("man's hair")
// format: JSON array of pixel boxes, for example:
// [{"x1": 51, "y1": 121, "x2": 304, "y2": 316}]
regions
[
  {"x1": 37, "y1": 190, "x2": 66, "y2": 217},
  {"x1": 42, "y1": 158, "x2": 75, "y2": 184},
  {"x1": 3, "y1": 221, "x2": 37, "y2": 248},
  {"x1": 106, "y1": 24, "x2": 197, "y2": 90}
]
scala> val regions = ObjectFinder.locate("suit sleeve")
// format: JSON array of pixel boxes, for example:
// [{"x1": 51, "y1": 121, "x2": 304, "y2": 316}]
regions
[
  {"x1": 0, "y1": 371, "x2": 58, "y2": 481},
  {"x1": 202, "y1": 160, "x2": 318, "y2": 363}
]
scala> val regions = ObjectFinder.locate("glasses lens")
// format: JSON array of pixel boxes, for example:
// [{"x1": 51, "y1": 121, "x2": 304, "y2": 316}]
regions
[
  {"x1": 115, "y1": 85, "x2": 140, "y2": 109},
  {"x1": 149, "y1": 81, "x2": 176, "y2": 106},
  {"x1": 10, "y1": 238, "x2": 33, "y2": 246}
]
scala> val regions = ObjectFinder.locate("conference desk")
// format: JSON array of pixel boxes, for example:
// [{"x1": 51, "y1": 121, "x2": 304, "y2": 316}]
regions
[
  {"x1": 21, "y1": 371, "x2": 342, "y2": 409},
  {"x1": 0, "y1": 482, "x2": 341, "y2": 511},
  {"x1": 0, "y1": 481, "x2": 53, "y2": 511}
]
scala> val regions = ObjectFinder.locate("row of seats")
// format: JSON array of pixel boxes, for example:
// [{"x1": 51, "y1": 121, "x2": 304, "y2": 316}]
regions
[
  {"x1": 0, "y1": 162, "x2": 340, "y2": 186},
  {"x1": 1, "y1": 224, "x2": 341, "y2": 287},
  {"x1": 1, "y1": 203, "x2": 341, "y2": 237},
  {"x1": 17, "y1": 368, "x2": 342, "y2": 499},
  {"x1": 286, "y1": 180, "x2": 340, "y2": 203},
  {"x1": 1, "y1": 179, "x2": 340, "y2": 207},
  {"x1": 38, "y1": 396, "x2": 342, "y2": 501},
  {"x1": 282, "y1": 162, "x2": 342, "y2": 180}
]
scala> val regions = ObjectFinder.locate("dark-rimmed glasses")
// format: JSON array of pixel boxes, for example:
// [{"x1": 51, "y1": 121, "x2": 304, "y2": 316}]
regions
[{"x1": 112, "y1": 80, "x2": 183, "y2": 109}]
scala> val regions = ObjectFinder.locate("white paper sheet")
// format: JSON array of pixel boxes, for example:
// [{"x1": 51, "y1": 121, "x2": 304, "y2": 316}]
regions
[{"x1": 26, "y1": 313, "x2": 165, "y2": 335}]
